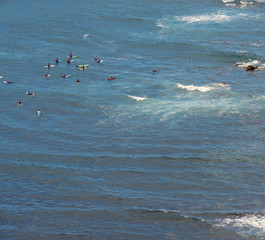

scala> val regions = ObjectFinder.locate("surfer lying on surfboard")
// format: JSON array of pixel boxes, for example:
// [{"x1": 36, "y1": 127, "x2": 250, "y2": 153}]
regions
[
  {"x1": 108, "y1": 76, "x2": 116, "y2": 81},
  {"x1": 4, "y1": 80, "x2": 14, "y2": 84}
]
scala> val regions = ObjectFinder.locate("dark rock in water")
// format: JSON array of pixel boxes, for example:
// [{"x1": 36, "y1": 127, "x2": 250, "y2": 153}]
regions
[{"x1": 246, "y1": 65, "x2": 258, "y2": 71}]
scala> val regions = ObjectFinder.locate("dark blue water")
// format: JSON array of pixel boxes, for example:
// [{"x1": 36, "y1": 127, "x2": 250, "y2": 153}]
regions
[{"x1": 1, "y1": 0, "x2": 265, "y2": 239}]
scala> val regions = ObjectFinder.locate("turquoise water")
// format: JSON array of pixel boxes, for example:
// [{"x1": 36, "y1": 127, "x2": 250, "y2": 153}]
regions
[{"x1": 0, "y1": 0, "x2": 265, "y2": 239}]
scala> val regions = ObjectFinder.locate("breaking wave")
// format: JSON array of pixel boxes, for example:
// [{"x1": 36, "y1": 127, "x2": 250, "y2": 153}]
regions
[{"x1": 214, "y1": 214, "x2": 265, "y2": 238}]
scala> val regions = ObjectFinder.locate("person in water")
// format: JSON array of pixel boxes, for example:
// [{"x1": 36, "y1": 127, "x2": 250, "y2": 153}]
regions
[
  {"x1": 5, "y1": 81, "x2": 14, "y2": 84},
  {"x1": 108, "y1": 76, "x2": 116, "y2": 81},
  {"x1": 48, "y1": 63, "x2": 51, "y2": 68},
  {"x1": 67, "y1": 58, "x2": 71, "y2": 63},
  {"x1": 36, "y1": 109, "x2": 42, "y2": 116},
  {"x1": 151, "y1": 69, "x2": 159, "y2": 73},
  {"x1": 44, "y1": 74, "x2": 50, "y2": 77},
  {"x1": 70, "y1": 52, "x2": 72, "y2": 58},
  {"x1": 82, "y1": 65, "x2": 86, "y2": 70},
  {"x1": 18, "y1": 100, "x2": 22, "y2": 105},
  {"x1": 55, "y1": 58, "x2": 60, "y2": 63},
  {"x1": 76, "y1": 79, "x2": 80, "y2": 83},
  {"x1": 61, "y1": 75, "x2": 66, "y2": 78},
  {"x1": 26, "y1": 92, "x2": 35, "y2": 96},
  {"x1": 97, "y1": 58, "x2": 101, "y2": 63},
  {"x1": 94, "y1": 56, "x2": 99, "y2": 61}
]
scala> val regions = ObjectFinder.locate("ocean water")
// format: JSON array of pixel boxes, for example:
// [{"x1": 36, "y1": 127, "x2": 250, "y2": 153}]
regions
[{"x1": 0, "y1": 0, "x2": 265, "y2": 239}]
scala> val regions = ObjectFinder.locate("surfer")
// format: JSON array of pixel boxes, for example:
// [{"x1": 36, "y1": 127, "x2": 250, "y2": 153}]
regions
[
  {"x1": 82, "y1": 65, "x2": 86, "y2": 70},
  {"x1": 61, "y1": 75, "x2": 66, "y2": 78},
  {"x1": 246, "y1": 65, "x2": 259, "y2": 71},
  {"x1": 151, "y1": 69, "x2": 159, "y2": 73},
  {"x1": 44, "y1": 74, "x2": 50, "y2": 77},
  {"x1": 94, "y1": 56, "x2": 99, "y2": 61},
  {"x1": 48, "y1": 63, "x2": 51, "y2": 68},
  {"x1": 97, "y1": 58, "x2": 101, "y2": 63},
  {"x1": 4, "y1": 81, "x2": 14, "y2": 84},
  {"x1": 26, "y1": 92, "x2": 34, "y2": 96},
  {"x1": 70, "y1": 52, "x2": 72, "y2": 58},
  {"x1": 55, "y1": 58, "x2": 60, "y2": 63},
  {"x1": 18, "y1": 100, "x2": 22, "y2": 105},
  {"x1": 76, "y1": 79, "x2": 80, "y2": 83},
  {"x1": 67, "y1": 58, "x2": 71, "y2": 64},
  {"x1": 108, "y1": 76, "x2": 116, "y2": 81}
]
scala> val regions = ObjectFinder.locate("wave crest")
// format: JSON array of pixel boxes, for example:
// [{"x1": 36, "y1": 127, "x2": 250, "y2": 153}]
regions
[{"x1": 177, "y1": 83, "x2": 230, "y2": 92}]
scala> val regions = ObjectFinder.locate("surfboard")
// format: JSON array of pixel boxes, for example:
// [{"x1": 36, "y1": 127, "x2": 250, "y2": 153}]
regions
[
  {"x1": 44, "y1": 65, "x2": 55, "y2": 68},
  {"x1": 61, "y1": 74, "x2": 71, "y2": 78},
  {"x1": 55, "y1": 60, "x2": 61, "y2": 63},
  {"x1": 66, "y1": 59, "x2": 74, "y2": 63},
  {"x1": 0, "y1": 76, "x2": 3, "y2": 79},
  {"x1": 77, "y1": 67, "x2": 86, "y2": 70},
  {"x1": 76, "y1": 64, "x2": 89, "y2": 67},
  {"x1": 71, "y1": 56, "x2": 79, "y2": 58}
]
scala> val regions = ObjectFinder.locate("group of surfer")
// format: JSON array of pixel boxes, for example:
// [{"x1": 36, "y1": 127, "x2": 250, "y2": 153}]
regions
[{"x1": 3, "y1": 51, "x2": 162, "y2": 116}]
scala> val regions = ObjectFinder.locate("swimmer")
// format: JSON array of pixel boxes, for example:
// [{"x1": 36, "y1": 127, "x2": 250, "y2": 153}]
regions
[
  {"x1": 246, "y1": 65, "x2": 259, "y2": 71},
  {"x1": 26, "y1": 92, "x2": 35, "y2": 96},
  {"x1": 36, "y1": 109, "x2": 42, "y2": 116}
]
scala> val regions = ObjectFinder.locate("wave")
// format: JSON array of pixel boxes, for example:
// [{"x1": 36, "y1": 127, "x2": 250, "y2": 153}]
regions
[
  {"x1": 127, "y1": 95, "x2": 148, "y2": 101},
  {"x1": 174, "y1": 13, "x2": 236, "y2": 24},
  {"x1": 235, "y1": 60, "x2": 265, "y2": 70},
  {"x1": 127, "y1": 207, "x2": 202, "y2": 222},
  {"x1": 220, "y1": 0, "x2": 265, "y2": 7},
  {"x1": 177, "y1": 83, "x2": 230, "y2": 92},
  {"x1": 214, "y1": 213, "x2": 265, "y2": 238}
]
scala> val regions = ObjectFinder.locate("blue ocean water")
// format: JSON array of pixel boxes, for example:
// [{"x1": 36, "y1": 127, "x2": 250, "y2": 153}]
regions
[{"x1": 0, "y1": 0, "x2": 265, "y2": 239}]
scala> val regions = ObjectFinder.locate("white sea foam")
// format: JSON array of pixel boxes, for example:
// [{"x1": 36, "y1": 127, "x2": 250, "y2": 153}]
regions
[
  {"x1": 177, "y1": 83, "x2": 230, "y2": 92},
  {"x1": 83, "y1": 33, "x2": 89, "y2": 39},
  {"x1": 234, "y1": 60, "x2": 260, "y2": 68},
  {"x1": 127, "y1": 95, "x2": 148, "y2": 101},
  {"x1": 215, "y1": 214, "x2": 265, "y2": 238},
  {"x1": 220, "y1": 0, "x2": 263, "y2": 7},
  {"x1": 174, "y1": 13, "x2": 234, "y2": 24}
]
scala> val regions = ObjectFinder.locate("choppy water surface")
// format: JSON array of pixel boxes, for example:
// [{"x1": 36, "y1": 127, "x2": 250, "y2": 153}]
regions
[{"x1": 0, "y1": 0, "x2": 265, "y2": 239}]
